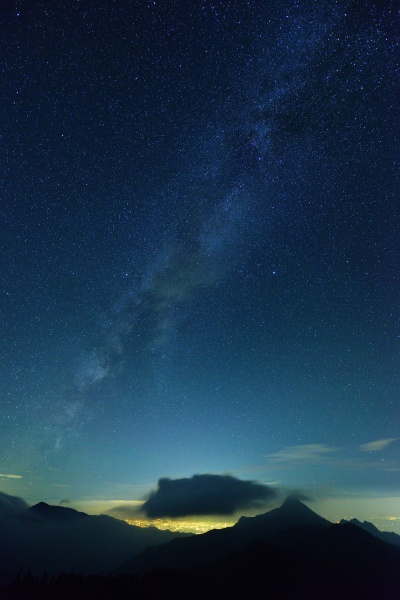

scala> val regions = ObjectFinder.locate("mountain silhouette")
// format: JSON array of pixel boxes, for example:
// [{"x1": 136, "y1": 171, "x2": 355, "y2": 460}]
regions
[
  {"x1": 190, "y1": 523, "x2": 400, "y2": 600},
  {"x1": 0, "y1": 492, "x2": 29, "y2": 516},
  {"x1": 119, "y1": 497, "x2": 331, "y2": 573},
  {"x1": 0, "y1": 493, "x2": 188, "y2": 586},
  {"x1": 235, "y1": 494, "x2": 330, "y2": 533},
  {"x1": 29, "y1": 502, "x2": 89, "y2": 523}
]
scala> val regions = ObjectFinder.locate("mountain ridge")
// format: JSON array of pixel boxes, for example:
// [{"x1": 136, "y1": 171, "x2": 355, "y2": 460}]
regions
[
  {"x1": 0, "y1": 492, "x2": 189, "y2": 585},
  {"x1": 29, "y1": 502, "x2": 89, "y2": 522},
  {"x1": 340, "y1": 517, "x2": 400, "y2": 548}
]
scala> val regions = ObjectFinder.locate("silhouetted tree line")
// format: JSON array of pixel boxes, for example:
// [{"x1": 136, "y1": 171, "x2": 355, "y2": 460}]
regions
[
  {"x1": 3, "y1": 558, "x2": 400, "y2": 600},
  {"x1": 3, "y1": 569, "x2": 206, "y2": 600}
]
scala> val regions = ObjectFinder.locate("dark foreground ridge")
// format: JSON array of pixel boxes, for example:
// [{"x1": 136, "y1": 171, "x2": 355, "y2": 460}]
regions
[{"x1": 2, "y1": 496, "x2": 400, "y2": 599}]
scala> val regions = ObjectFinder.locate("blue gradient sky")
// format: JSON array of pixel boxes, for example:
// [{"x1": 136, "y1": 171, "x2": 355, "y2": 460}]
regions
[{"x1": 1, "y1": 1, "x2": 398, "y2": 529}]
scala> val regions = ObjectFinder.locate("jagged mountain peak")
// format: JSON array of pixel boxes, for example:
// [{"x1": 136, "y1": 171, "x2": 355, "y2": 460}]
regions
[
  {"x1": 236, "y1": 496, "x2": 331, "y2": 531},
  {"x1": 280, "y1": 495, "x2": 313, "y2": 511}
]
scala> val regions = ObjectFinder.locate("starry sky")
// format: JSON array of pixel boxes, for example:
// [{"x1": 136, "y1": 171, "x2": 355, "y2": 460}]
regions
[{"x1": 1, "y1": 1, "x2": 399, "y2": 526}]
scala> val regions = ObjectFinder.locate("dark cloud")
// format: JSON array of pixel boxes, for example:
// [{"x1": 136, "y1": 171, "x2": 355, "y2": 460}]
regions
[
  {"x1": 59, "y1": 499, "x2": 71, "y2": 505},
  {"x1": 141, "y1": 474, "x2": 278, "y2": 518}
]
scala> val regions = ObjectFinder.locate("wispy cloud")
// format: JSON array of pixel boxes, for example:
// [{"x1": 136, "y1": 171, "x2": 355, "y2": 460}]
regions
[
  {"x1": 265, "y1": 443, "x2": 400, "y2": 475},
  {"x1": 360, "y1": 438, "x2": 399, "y2": 452},
  {"x1": 0, "y1": 473, "x2": 23, "y2": 479},
  {"x1": 267, "y1": 444, "x2": 337, "y2": 464}
]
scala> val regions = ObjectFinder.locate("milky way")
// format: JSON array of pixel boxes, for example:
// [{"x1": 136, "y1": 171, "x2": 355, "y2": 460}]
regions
[{"x1": 1, "y1": 1, "x2": 398, "y2": 510}]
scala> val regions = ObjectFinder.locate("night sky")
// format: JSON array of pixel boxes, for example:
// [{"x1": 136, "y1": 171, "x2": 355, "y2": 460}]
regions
[{"x1": 1, "y1": 1, "x2": 399, "y2": 527}]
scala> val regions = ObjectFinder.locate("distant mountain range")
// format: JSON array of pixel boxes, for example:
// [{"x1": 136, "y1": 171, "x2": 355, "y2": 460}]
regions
[
  {"x1": 340, "y1": 517, "x2": 400, "y2": 548},
  {"x1": 1, "y1": 492, "x2": 400, "y2": 599}
]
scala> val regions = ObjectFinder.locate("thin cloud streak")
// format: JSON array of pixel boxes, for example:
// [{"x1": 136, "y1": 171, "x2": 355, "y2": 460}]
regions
[
  {"x1": 267, "y1": 444, "x2": 337, "y2": 463},
  {"x1": 360, "y1": 438, "x2": 399, "y2": 452}
]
